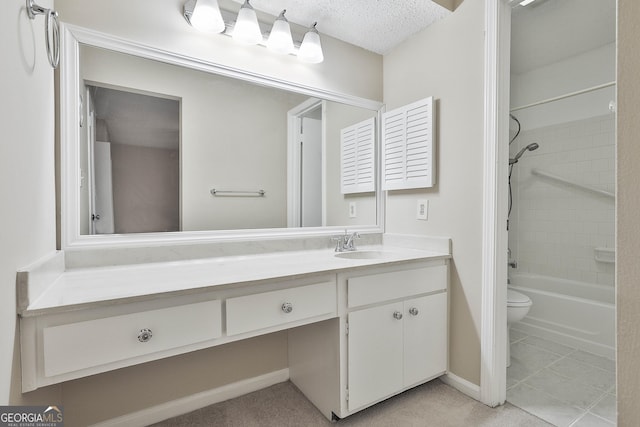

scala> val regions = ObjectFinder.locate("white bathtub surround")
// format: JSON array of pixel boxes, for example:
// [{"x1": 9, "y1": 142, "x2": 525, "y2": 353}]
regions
[
  {"x1": 509, "y1": 273, "x2": 615, "y2": 359},
  {"x1": 507, "y1": 330, "x2": 616, "y2": 427},
  {"x1": 509, "y1": 114, "x2": 615, "y2": 287}
]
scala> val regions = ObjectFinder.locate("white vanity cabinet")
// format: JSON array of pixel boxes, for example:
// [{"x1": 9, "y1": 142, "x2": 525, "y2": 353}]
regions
[
  {"x1": 19, "y1": 245, "x2": 450, "y2": 422},
  {"x1": 226, "y1": 281, "x2": 336, "y2": 336},
  {"x1": 20, "y1": 293, "x2": 225, "y2": 391},
  {"x1": 288, "y1": 260, "x2": 448, "y2": 420},
  {"x1": 42, "y1": 300, "x2": 223, "y2": 378},
  {"x1": 345, "y1": 263, "x2": 448, "y2": 413},
  {"x1": 20, "y1": 273, "x2": 339, "y2": 392},
  {"x1": 347, "y1": 292, "x2": 447, "y2": 411}
]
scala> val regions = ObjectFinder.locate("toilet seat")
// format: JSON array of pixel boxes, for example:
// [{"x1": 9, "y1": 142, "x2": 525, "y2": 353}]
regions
[{"x1": 507, "y1": 289, "x2": 532, "y2": 307}]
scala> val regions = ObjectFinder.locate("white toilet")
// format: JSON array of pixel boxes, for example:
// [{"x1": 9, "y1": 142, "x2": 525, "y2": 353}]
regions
[{"x1": 507, "y1": 288, "x2": 532, "y2": 367}]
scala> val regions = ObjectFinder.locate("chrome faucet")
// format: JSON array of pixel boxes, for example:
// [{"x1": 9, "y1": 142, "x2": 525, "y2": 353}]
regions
[{"x1": 332, "y1": 230, "x2": 360, "y2": 252}]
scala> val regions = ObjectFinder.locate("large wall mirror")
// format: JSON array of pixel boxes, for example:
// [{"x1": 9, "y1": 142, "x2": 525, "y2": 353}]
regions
[{"x1": 60, "y1": 25, "x2": 384, "y2": 249}]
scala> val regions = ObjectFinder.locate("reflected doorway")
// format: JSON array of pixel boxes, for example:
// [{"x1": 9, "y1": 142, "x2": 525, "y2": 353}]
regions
[
  {"x1": 287, "y1": 99, "x2": 324, "y2": 227},
  {"x1": 85, "y1": 85, "x2": 180, "y2": 234}
]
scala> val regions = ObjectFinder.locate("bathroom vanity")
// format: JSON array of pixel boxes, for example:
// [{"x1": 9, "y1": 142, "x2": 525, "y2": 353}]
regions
[
  {"x1": 27, "y1": 22, "x2": 452, "y2": 422},
  {"x1": 17, "y1": 238, "x2": 449, "y2": 420}
]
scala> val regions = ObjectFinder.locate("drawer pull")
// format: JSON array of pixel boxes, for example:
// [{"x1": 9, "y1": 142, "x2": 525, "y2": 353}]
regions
[
  {"x1": 281, "y1": 302, "x2": 293, "y2": 314},
  {"x1": 409, "y1": 307, "x2": 419, "y2": 316},
  {"x1": 393, "y1": 311, "x2": 403, "y2": 320},
  {"x1": 137, "y1": 328, "x2": 153, "y2": 343}
]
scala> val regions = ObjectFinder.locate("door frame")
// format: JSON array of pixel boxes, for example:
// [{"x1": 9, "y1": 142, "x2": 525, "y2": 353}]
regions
[
  {"x1": 287, "y1": 98, "x2": 324, "y2": 228},
  {"x1": 480, "y1": 0, "x2": 511, "y2": 406}
]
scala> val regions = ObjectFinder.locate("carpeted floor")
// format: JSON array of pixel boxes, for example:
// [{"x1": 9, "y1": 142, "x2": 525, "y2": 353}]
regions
[{"x1": 150, "y1": 379, "x2": 552, "y2": 427}]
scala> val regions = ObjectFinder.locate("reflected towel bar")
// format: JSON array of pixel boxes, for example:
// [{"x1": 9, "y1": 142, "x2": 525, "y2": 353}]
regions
[{"x1": 210, "y1": 189, "x2": 266, "y2": 197}]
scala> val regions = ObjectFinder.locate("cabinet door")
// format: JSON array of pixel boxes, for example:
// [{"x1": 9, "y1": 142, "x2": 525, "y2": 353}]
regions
[
  {"x1": 403, "y1": 293, "x2": 448, "y2": 387},
  {"x1": 348, "y1": 302, "x2": 403, "y2": 411}
]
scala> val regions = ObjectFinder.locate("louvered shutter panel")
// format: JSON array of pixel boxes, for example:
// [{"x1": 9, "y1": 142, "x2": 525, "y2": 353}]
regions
[
  {"x1": 340, "y1": 117, "x2": 375, "y2": 194},
  {"x1": 382, "y1": 97, "x2": 435, "y2": 190}
]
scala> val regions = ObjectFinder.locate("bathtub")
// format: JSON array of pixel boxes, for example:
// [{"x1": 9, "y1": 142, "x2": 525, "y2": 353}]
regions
[{"x1": 509, "y1": 273, "x2": 615, "y2": 359}]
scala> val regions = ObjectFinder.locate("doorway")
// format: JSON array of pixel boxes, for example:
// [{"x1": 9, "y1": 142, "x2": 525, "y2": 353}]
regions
[{"x1": 287, "y1": 99, "x2": 324, "y2": 228}]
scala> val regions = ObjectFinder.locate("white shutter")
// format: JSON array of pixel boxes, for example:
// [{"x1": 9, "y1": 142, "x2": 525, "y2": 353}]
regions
[
  {"x1": 382, "y1": 97, "x2": 435, "y2": 190},
  {"x1": 341, "y1": 117, "x2": 376, "y2": 194}
]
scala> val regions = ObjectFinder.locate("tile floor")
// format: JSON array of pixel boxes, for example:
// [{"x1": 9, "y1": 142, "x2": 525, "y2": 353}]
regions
[{"x1": 507, "y1": 328, "x2": 616, "y2": 427}]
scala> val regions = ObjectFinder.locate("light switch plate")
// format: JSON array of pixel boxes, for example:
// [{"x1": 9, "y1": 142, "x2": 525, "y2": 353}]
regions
[
  {"x1": 349, "y1": 202, "x2": 357, "y2": 218},
  {"x1": 416, "y1": 200, "x2": 428, "y2": 220}
]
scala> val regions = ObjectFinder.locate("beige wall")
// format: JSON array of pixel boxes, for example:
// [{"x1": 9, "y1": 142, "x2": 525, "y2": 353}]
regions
[
  {"x1": 383, "y1": 0, "x2": 485, "y2": 385},
  {"x1": 616, "y1": 0, "x2": 640, "y2": 424},
  {"x1": 111, "y1": 144, "x2": 180, "y2": 233},
  {"x1": 0, "y1": 0, "x2": 61, "y2": 406}
]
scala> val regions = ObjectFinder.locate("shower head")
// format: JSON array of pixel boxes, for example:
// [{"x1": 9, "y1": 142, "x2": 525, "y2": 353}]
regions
[{"x1": 509, "y1": 142, "x2": 539, "y2": 165}]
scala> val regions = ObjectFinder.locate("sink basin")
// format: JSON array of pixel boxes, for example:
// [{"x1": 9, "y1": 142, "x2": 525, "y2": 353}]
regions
[{"x1": 335, "y1": 250, "x2": 388, "y2": 260}]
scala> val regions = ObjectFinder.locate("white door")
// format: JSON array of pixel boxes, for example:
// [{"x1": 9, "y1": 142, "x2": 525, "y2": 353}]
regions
[
  {"x1": 403, "y1": 293, "x2": 448, "y2": 387},
  {"x1": 92, "y1": 141, "x2": 115, "y2": 234},
  {"x1": 301, "y1": 117, "x2": 322, "y2": 227},
  {"x1": 347, "y1": 302, "x2": 403, "y2": 411}
]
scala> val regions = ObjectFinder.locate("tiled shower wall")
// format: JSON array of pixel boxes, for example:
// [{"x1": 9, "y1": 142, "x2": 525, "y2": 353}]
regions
[{"x1": 508, "y1": 114, "x2": 615, "y2": 286}]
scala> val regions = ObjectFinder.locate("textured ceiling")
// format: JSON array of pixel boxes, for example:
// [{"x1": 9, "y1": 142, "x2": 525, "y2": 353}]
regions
[
  {"x1": 511, "y1": 0, "x2": 616, "y2": 74},
  {"x1": 225, "y1": 0, "x2": 452, "y2": 55}
]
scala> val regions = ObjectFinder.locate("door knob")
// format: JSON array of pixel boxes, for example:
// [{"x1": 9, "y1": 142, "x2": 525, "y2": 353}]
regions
[
  {"x1": 409, "y1": 307, "x2": 419, "y2": 316},
  {"x1": 393, "y1": 311, "x2": 403, "y2": 320}
]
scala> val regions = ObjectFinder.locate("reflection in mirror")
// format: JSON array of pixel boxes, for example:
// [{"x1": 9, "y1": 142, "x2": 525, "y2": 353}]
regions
[
  {"x1": 78, "y1": 44, "x2": 378, "y2": 236},
  {"x1": 83, "y1": 86, "x2": 180, "y2": 235}
]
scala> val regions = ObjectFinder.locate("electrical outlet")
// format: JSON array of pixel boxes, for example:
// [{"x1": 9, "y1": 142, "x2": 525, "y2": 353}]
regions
[
  {"x1": 416, "y1": 200, "x2": 428, "y2": 220},
  {"x1": 349, "y1": 202, "x2": 357, "y2": 218}
]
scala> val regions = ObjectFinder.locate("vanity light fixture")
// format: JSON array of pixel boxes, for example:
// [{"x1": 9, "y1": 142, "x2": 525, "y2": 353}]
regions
[
  {"x1": 232, "y1": 0, "x2": 262, "y2": 45},
  {"x1": 187, "y1": 0, "x2": 225, "y2": 33},
  {"x1": 183, "y1": 2, "x2": 324, "y2": 63},
  {"x1": 266, "y1": 10, "x2": 294, "y2": 55},
  {"x1": 298, "y1": 22, "x2": 324, "y2": 64}
]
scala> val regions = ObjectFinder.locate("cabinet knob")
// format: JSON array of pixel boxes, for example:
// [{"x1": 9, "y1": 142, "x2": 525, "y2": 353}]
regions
[
  {"x1": 137, "y1": 328, "x2": 153, "y2": 343},
  {"x1": 409, "y1": 307, "x2": 419, "y2": 316},
  {"x1": 281, "y1": 302, "x2": 293, "y2": 314},
  {"x1": 393, "y1": 311, "x2": 403, "y2": 320}
]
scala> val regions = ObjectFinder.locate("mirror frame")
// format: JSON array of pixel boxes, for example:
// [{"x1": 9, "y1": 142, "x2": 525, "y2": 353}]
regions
[{"x1": 60, "y1": 24, "x2": 385, "y2": 250}]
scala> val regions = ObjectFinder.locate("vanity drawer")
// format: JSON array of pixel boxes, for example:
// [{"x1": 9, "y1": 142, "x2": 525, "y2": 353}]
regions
[
  {"x1": 42, "y1": 300, "x2": 222, "y2": 377},
  {"x1": 226, "y1": 281, "x2": 337, "y2": 336},
  {"x1": 348, "y1": 265, "x2": 447, "y2": 308}
]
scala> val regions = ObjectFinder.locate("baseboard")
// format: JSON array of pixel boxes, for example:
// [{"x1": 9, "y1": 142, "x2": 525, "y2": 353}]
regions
[
  {"x1": 440, "y1": 372, "x2": 481, "y2": 401},
  {"x1": 91, "y1": 368, "x2": 290, "y2": 427}
]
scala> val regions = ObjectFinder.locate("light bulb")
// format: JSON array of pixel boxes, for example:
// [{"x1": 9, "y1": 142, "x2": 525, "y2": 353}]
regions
[
  {"x1": 233, "y1": 0, "x2": 262, "y2": 45},
  {"x1": 267, "y1": 10, "x2": 294, "y2": 55},
  {"x1": 190, "y1": 0, "x2": 225, "y2": 34},
  {"x1": 298, "y1": 22, "x2": 324, "y2": 64}
]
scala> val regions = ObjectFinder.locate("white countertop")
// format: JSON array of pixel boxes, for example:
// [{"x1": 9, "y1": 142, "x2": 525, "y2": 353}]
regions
[{"x1": 20, "y1": 245, "x2": 450, "y2": 317}]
